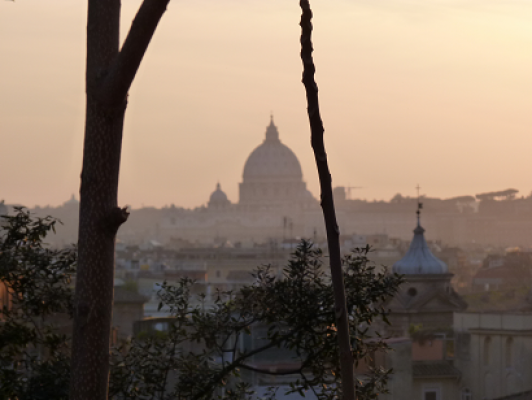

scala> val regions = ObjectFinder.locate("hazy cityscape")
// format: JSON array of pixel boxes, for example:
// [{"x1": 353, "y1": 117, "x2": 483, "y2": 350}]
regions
[
  {"x1": 3, "y1": 1, "x2": 532, "y2": 400},
  {"x1": 3, "y1": 117, "x2": 532, "y2": 399}
]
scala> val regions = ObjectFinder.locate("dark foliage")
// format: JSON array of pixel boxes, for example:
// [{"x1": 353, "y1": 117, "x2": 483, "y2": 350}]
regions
[
  {"x1": 109, "y1": 243, "x2": 402, "y2": 400},
  {"x1": 0, "y1": 209, "x2": 75, "y2": 399},
  {"x1": 0, "y1": 210, "x2": 402, "y2": 399}
]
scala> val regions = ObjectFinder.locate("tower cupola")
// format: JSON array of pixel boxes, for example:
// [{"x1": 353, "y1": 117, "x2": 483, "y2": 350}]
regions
[{"x1": 393, "y1": 197, "x2": 448, "y2": 274}]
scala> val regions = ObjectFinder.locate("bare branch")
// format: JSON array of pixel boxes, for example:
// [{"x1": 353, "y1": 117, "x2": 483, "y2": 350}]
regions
[
  {"x1": 100, "y1": 0, "x2": 171, "y2": 107},
  {"x1": 192, "y1": 329, "x2": 298, "y2": 400},
  {"x1": 299, "y1": 1, "x2": 356, "y2": 399},
  {"x1": 238, "y1": 363, "x2": 303, "y2": 376}
]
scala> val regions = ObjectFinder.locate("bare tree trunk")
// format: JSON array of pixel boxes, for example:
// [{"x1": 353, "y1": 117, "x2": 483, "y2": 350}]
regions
[
  {"x1": 298, "y1": 1, "x2": 356, "y2": 399},
  {"x1": 70, "y1": 1, "x2": 171, "y2": 399}
]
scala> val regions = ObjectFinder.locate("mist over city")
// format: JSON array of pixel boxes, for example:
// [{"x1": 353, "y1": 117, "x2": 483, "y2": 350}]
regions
[{"x1": 2, "y1": 1, "x2": 532, "y2": 400}]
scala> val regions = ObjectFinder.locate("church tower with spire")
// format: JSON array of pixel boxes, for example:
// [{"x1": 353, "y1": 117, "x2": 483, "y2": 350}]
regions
[{"x1": 385, "y1": 194, "x2": 467, "y2": 337}]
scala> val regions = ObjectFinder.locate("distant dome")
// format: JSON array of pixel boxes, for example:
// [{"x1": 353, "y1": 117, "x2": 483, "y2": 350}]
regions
[
  {"x1": 208, "y1": 183, "x2": 230, "y2": 208},
  {"x1": 210, "y1": 183, "x2": 228, "y2": 203},
  {"x1": 64, "y1": 194, "x2": 79, "y2": 207},
  {"x1": 239, "y1": 116, "x2": 311, "y2": 207},
  {"x1": 242, "y1": 117, "x2": 303, "y2": 182},
  {"x1": 393, "y1": 224, "x2": 448, "y2": 275}
]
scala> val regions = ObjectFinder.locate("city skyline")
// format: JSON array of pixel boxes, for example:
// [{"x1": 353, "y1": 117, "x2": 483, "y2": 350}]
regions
[{"x1": 2, "y1": 0, "x2": 532, "y2": 208}]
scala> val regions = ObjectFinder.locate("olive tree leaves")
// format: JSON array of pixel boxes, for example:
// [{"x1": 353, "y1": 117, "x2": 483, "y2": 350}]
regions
[{"x1": 110, "y1": 242, "x2": 402, "y2": 400}]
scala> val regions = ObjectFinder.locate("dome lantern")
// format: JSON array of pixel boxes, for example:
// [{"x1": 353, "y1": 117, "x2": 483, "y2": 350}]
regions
[{"x1": 265, "y1": 115, "x2": 280, "y2": 142}]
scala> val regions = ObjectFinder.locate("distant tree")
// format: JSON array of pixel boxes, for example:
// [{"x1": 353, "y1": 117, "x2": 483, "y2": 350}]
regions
[
  {"x1": 1, "y1": 210, "x2": 402, "y2": 400},
  {"x1": 390, "y1": 194, "x2": 404, "y2": 204}
]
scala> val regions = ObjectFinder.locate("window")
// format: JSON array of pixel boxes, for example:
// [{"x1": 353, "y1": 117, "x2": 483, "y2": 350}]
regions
[
  {"x1": 423, "y1": 388, "x2": 440, "y2": 400},
  {"x1": 505, "y1": 337, "x2": 513, "y2": 367},
  {"x1": 154, "y1": 322, "x2": 168, "y2": 332},
  {"x1": 484, "y1": 337, "x2": 492, "y2": 366},
  {"x1": 446, "y1": 339, "x2": 455, "y2": 359},
  {"x1": 461, "y1": 388, "x2": 471, "y2": 400}
]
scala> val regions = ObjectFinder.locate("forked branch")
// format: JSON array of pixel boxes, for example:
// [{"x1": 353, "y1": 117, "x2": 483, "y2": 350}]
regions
[{"x1": 99, "y1": 0, "x2": 172, "y2": 107}]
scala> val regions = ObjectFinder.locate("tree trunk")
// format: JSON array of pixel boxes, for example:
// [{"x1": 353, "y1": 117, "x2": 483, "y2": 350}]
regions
[
  {"x1": 70, "y1": 1, "x2": 171, "y2": 399},
  {"x1": 298, "y1": 1, "x2": 356, "y2": 399}
]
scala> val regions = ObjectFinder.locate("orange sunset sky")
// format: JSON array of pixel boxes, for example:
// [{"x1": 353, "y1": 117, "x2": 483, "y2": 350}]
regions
[{"x1": 1, "y1": 0, "x2": 532, "y2": 208}]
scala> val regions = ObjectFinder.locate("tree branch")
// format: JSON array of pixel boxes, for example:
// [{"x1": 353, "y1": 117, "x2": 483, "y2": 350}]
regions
[
  {"x1": 192, "y1": 329, "x2": 298, "y2": 400},
  {"x1": 99, "y1": 0, "x2": 171, "y2": 107},
  {"x1": 300, "y1": 371, "x2": 321, "y2": 399},
  {"x1": 237, "y1": 363, "x2": 303, "y2": 376},
  {"x1": 158, "y1": 337, "x2": 178, "y2": 400},
  {"x1": 106, "y1": 206, "x2": 130, "y2": 234},
  {"x1": 299, "y1": 1, "x2": 356, "y2": 399}
]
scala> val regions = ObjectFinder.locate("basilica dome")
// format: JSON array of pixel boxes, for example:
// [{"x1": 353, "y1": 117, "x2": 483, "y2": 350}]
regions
[
  {"x1": 239, "y1": 117, "x2": 310, "y2": 207},
  {"x1": 242, "y1": 118, "x2": 303, "y2": 182}
]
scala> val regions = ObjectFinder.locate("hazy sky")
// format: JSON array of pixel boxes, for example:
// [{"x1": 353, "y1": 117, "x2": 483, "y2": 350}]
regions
[{"x1": 1, "y1": 0, "x2": 532, "y2": 208}]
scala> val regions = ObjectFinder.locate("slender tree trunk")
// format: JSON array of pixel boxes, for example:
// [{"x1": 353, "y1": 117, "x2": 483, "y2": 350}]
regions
[
  {"x1": 70, "y1": 1, "x2": 171, "y2": 399},
  {"x1": 298, "y1": 1, "x2": 356, "y2": 399}
]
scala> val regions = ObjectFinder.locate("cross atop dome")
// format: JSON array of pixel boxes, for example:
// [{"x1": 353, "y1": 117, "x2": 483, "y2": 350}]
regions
[{"x1": 265, "y1": 114, "x2": 279, "y2": 142}]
